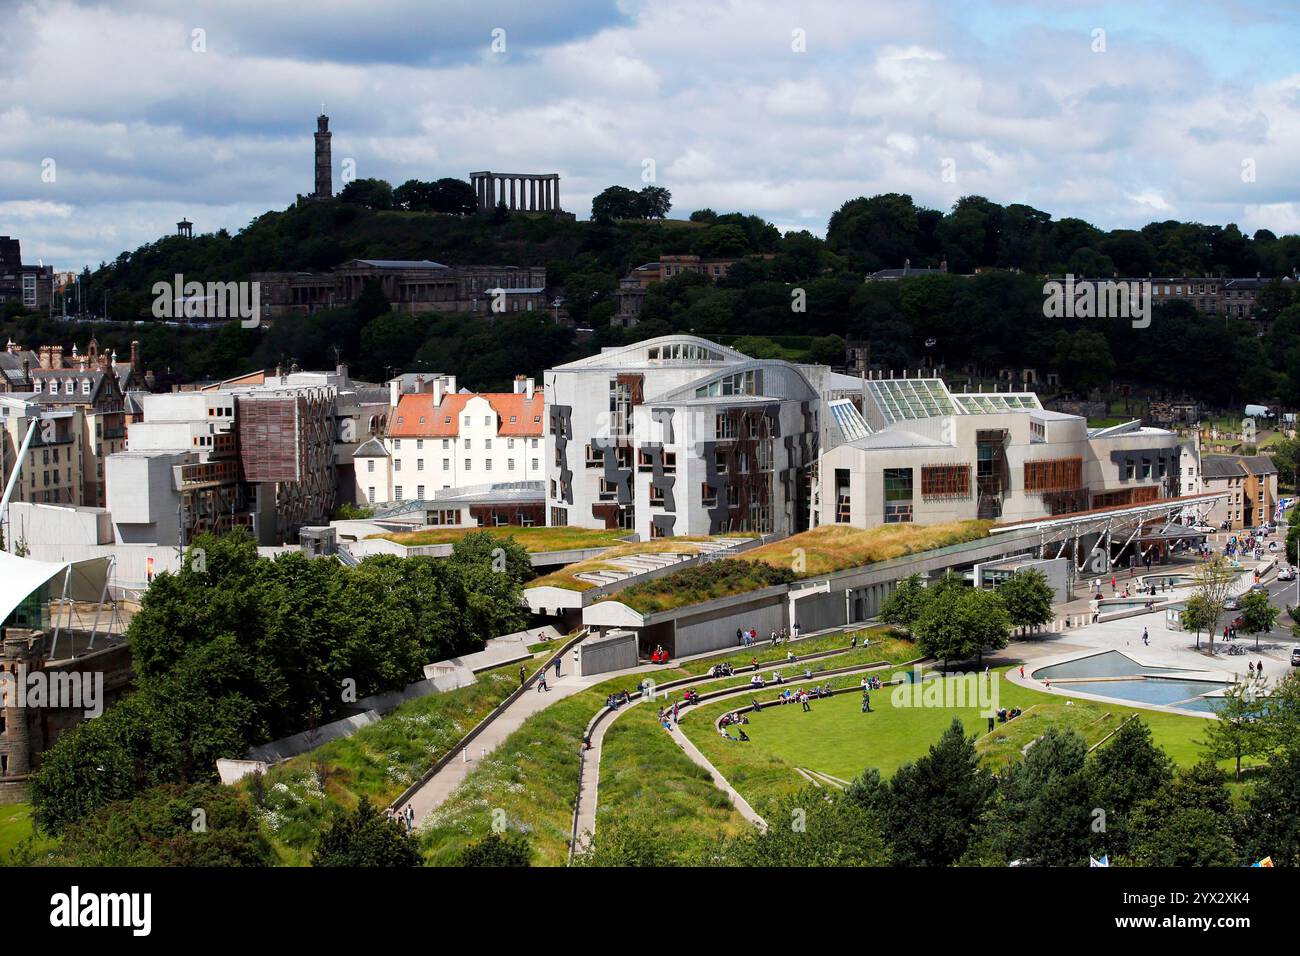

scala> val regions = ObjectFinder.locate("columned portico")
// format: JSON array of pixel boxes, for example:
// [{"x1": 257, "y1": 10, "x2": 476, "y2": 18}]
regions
[{"x1": 469, "y1": 172, "x2": 563, "y2": 214}]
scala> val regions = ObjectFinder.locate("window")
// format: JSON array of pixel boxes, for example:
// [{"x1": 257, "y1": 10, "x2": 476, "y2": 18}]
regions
[
  {"x1": 599, "y1": 479, "x2": 618, "y2": 501},
  {"x1": 464, "y1": 459, "x2": 471, "y2": 471},
  {"x1": 531, "y1": 438, "x2": 539, "y2": 448},
  {"x1": 395, "y1": 486, "x2": 403, "y2": 501},
  {"x1": 463, "y1": 415, "x2": 471, "y2": 426},
  {"x1": 465, "y1": 439, "x2": 472, "y2": 450},
  {"x1": 715, "y1": 414, "x2": 739, "y2": 440},
  {"x1": 485, "y1": 459, "x2": 493, "y2": 471},
  {"x1": 417, "y1": 459, "x2": 425, "y2": 471},
  {"x1": 663, "y1": 451, "x2": 676, "y2": 474},
  {"x1": 883, "y1": 468, "x2": 913, "y2": 523},
  {"x1": 394, "y1": 459, "x2": 402, "y2": 472},
  {"x1": 442, "y1": 439, "x2": 450, "y2": 449},
  {"x1": 393, "y1": 439, "x2": 401, "y2": 449},
  {"x1": 485, "y1": 439, "x2": 493, "y2": 450},
  {"x1": 702, "y1": 483, "x2": 717, "y2": 506},
  {"x1": 649, "y1": 483, "x2": 665, "y2": 506},
  {"x1": 508, "y1": 459, "x2": 515, "y2": 471},
  {"x1": 485, "y1": 416, "x2": 492, "y2": 426},
  {"x1": 416, "y1": 439, "x2": 424, "y2": 449},
  {"x1": 1023, "y1": 457, "x2": 1082, "y2": 492},
  {"x1": 417, "y1": 485, "x2": 425, "y2": 499},
  {"x1": 531, "y1": 459, "x2": 539, "y2": 470},
  {"x1": 508, "y1": 438, "x2": 515, "y2": 449},
  {"x1": 368, "y1": 487, "x2": 375, "y2": 503},
  {"x1": 367, "y1": 460, "x2": 375, "y2": 473},
  {"x1": 443, "y1": 459, "x2": 450, "y2": 471},
  {"x1": 714, "y1": 450, "x2": 728, "y2": 474},
  {"x1": 921, "y1": 464, "x2": 971, "y2": 499}
]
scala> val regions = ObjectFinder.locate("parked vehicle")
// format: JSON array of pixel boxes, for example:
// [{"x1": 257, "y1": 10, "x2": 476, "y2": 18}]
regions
[
  {"x1": 1223, "y1": 596, "x2": 1240, "y2": 611},
  {"x1": 1279, "y1": 566, "x2": 1296, "y2": 581},
  {"x1": 1292, "y1": 647, "x2": 1300, "y2": 667}
]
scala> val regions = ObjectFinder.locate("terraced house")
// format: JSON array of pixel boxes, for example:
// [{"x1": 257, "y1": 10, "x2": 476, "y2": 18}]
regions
[{"x1": 361, "y1": 373, "x2": 545, "y2": 509}]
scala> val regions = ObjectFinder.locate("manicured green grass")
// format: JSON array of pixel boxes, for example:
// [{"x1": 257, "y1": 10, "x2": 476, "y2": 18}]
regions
[
  {"x1": 373, "y1": 526, "x2": 630, "y2": 552},
  {"x1": 248, "y1": 662, "x2": 524, "y2": 864},
  {"x1": 684, "y1": 669, "x2": 1226, "y2": 817}
]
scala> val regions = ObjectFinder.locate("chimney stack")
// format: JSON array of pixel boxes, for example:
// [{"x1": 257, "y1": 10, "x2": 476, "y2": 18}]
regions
[
  {"x1": 130, "y1": 340, "x2": 141, "y2": 377},
  {"x1": 432, "y1": 376, "x2": 445, "y2": 407},
  {"x1": 526, "y1": 377, "x2": 535, "y2": 401}
]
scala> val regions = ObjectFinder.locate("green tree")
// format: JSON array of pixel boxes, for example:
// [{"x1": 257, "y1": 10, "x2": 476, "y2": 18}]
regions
[
  {"x1": 878, "y1": 574, "x2": 929, "y2": 632},
  {"x1": 728, "y1": 788, "x2": 890, "y2": 866},
  {"x1": 996, "y1": 568, "x2": 1056, "y2": 635},
  {"x1": 458, "y1": 831, "x2": 532, "y2": 866},
  {"x1": 1238, "y1": 589, "x2": 1279, "y2": 649},
  {"x1": 312, "y1": 798, "x2": 421, "y2": 867},
  {"x1": 338, "y1": 177, "x2": 394, "y2": 210},
  {"x1": 990, "y1": 728, "x2": 1095, "y2": 866},
  {"x1": 1128, "y1": 763, "x2": 1241, "y2": 867},
  {"x1": 1201, "y1": 679, "x2": 1270, "y2": 782},
  {"x1": 52, "y1": 783, "x2": 274, "y2": 867},
  {"x1": 637, "y1": 185, "x2": 672, "y2": 219},
  {"x1": 1180, "y1": 592, "x2": 1218, "y2": 650},
  {"x1": 1085, "y1": 718, "x2": 1174, "y2": 857},
  {"x1": 885, "y1": 718, "x2": 995, "y2": 866},
  {"x1": 1243, "y1": 747, "x2": 1300, "y2": 866},
  {"x1": 912, "y1": 585, "x2": 1010, "y2": 668},
  {"x1": 590, "y1": 186, "x2": 643, "y2": 223}
]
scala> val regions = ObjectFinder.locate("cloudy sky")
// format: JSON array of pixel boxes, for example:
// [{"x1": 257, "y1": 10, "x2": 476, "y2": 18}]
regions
[{"x1": 2, "y1": 0, "x2": 1299, "y2": 271}]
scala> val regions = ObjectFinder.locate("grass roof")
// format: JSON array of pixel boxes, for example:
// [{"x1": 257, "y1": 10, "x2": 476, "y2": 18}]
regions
[{"x1": 369, "y1": 526, "x2": 631, "y2": 553}]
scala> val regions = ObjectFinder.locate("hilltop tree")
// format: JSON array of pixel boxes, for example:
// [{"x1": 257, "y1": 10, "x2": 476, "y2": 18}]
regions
[
  {"x1": 989, "y1": 728, "x2": 1094, "y2": 866},
  {"x1": 591, "y1": 185, "x2": 644, "y2": 223},
  {"x1": 338, "y1": 177, "x2": 394, "y2": 210},
  {"x1": 1190, "y1": 557, "x2": 1238, "y2": 655},
  {"x1": 912, "y1": 584, "x2": 1010, "y2": 668}
]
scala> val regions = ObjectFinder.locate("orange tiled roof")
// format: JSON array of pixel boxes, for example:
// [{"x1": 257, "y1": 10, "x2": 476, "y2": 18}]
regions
[{"x1": 388, "y1": 391, "x2": 544, "y2": 438}]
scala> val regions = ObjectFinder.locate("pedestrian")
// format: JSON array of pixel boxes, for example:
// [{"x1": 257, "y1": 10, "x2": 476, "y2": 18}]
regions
[
  {"x1": 573, "y1": 649, "x2": 580, "y2": 672},
  {"x1": 405, "y1": 805, "x2": 414, "y2": 830},
  {"x1": 862, "y1": 690, "x2": 871, "y2": 712},
  {"x1": 519, "y1": 664, "x2": 526, "y2": 688},
  {"x1": 736, "y1": 627, "x2": 743, "y2": 646},
  {"x1": 554, "y1": 657, "x2": 561, "y2": 678},
  {"x1": 672, "y1": 701, "x2": 679, "y2": 723},
  {"x1": 1142, "y1": 628, "x2": 1149, "y2": 646},
  {"x1": 538, "y1": 674, "x2": 548, "y2": 693},
  {"x1": 1248, "y1": 660, "x2": 1255, "y2": 677},
  {"x1": 987, "y1": 715, "x2": 995, "y2": 733},
  {"x1": 801, "y1": 692, "x2": 811, "y2": 713},
  {"x1": 1019, "y1": 665, "x2": 1025, "y2": 679}
]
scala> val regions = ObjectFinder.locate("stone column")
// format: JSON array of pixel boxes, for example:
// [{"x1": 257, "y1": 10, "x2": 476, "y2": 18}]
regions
[
  {"x1": 511, "y1": 177, "x2": 518, "y2": 210},
  {"x1": 553, "y1": 176, "x2": 560, "y2": 213},
  {"x1": 531, "y1": 178, "x2": 538, "y2": 210}
]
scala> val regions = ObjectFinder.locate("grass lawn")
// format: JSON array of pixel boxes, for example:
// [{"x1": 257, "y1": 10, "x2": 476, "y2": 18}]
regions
[
  {"x1": 595, "y1": 702, "x2": 751, "y2": 850},
  {"x1": 684, "y1": 668, "x2": 1232, "y2": 817},
  {"x1": 372, "y1": 526, "x2": 630, "y2": 552},
  {"x1": 248, "y1": 662, "x2": 525, "y2": 864},
  {"x1": 418, "y1": 631, "x2": 903, "y2": 865},
  {"x1": 742, "y1": 520, "x2": 993, "y2": 579},
  {"x1": 0, "y1": 803, "x2": 56, "y2": 859}
]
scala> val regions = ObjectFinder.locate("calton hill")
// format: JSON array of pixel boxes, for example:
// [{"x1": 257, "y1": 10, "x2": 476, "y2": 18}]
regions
[{"x1": 7, "y1": 185, "x2": 1300, "y2": 414}]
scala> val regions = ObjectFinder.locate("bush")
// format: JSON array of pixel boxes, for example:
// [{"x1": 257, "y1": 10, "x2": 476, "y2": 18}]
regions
[{"x1": 312, "y1": 798, "x2": 421, "y2": 867}]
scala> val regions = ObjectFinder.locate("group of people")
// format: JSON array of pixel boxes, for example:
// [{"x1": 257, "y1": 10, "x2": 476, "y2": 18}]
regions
[
  {"x1": 995, "y1": 706, "x2": 1023, "y2": 723},
  {"x1": 706, "y1": 662, "x2": 736, "y2": 678},
  {"x1": 735, "y1": 623, "x2": 801, "y2": 648},
  {"x1": 386, "y1": 805, "x2": 416, "y2": 833},
  {"x1": 605, "y1": 689, "x2": 633, "y2": 710},
  {"x1": 649, "y1": 644, "x2": 671, "y2": 664},
  {"x1": 719, "y1": 710, "x2": 751, "y2": 741}
]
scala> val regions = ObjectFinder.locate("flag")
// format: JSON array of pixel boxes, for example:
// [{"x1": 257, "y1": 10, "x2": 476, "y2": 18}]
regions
[
  {"x1": 1252, "y1": 857, "x2": 1274, "y2": 868},
  {"x1": 1090, "y1": 855, "x2": 1109, "y2": 867}
]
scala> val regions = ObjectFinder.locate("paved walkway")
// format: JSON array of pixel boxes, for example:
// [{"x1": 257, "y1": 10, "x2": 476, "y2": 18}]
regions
[{"x1": 400, "y1": 628, "x2": 865, "y2": 828}]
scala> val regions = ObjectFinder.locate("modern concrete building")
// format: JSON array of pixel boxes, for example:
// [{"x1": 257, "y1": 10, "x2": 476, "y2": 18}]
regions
[
  {"x1": 816, "y1": 378, "x2": 1192, "y2": 527},
  {"x1": 545, "y1": 335, "x2": 862, "y2": 539}
]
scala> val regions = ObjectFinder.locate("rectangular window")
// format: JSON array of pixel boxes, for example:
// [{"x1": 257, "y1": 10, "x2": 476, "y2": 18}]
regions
[
  {"x1": 1023, "y1": 457, "x2": 1083, "y2": 492},
  {"x1": 921, "y1": 464, "x2": 971, "y2": 499},
  {"x1": 395, "y1": 486, "x2": 403, "y2": 501},
  {"x1": 443, "y1": 459, "x2": 450, "y2": 471},
  {"x1": 367, "y1": 459, "x2": 375, "y2": 473},
  {"x1": 702, "y1": 483, "x2": 717, "y2": 506},
  {"x1": 417, "y1": 485, "x2": 425, "y2": 499},
  {"x1": 883, "y1": 468, "x2": 913, "y2": 523}
]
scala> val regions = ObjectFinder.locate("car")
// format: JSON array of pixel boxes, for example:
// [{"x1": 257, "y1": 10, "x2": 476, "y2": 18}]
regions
[
  {"x1": 1279, "y1": 566, "x2": 1297, "y2": 581},
  {"x1": 1250, "y1": 583, "x2": 1270, "y2": 594},
  {"x1": 1292, "y1": 647, "x2": 1300, "y2": 667},
  {"x1": 1190, "y1": 524, "x2": 1215, "y2": 534},
  {"x1": 1223, "y1": 596, "x2": 1240, "y2": 611}
]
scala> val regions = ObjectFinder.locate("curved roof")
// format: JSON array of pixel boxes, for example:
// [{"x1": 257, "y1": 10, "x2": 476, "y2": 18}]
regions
[
  {"x1": 0, "y1": 552, "x2": 111, "y2": 627},
  {"x1": 553, "y1": 334, "x2": 749, "y2": 370}
]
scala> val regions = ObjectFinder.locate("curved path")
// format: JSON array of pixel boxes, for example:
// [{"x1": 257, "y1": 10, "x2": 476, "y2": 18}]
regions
[
  {"x1": 400, "y1": 627, "x2": 864, "y2": 828},
  {"x1": 574, "y1": 651, "x2": 917, "y2": 854}
]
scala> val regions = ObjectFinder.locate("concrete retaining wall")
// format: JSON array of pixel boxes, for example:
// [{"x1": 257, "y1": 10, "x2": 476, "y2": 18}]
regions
[{"x1": 579, "y1": 629, "x2": 639, "y2": 676}]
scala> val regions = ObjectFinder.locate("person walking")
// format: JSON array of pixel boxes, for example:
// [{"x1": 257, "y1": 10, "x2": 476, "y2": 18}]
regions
[
  {"x1": 519, "y1": 664, "x2": 526, "y2": 688},
  {"x1": 801, "y1": 692, "x2": 811, "y2": 713},
  {"x1": 1142, "y1": 627, "x2": 1149, "y2": 646},
  {"x1": 554, "y1": 657, "x2": 561, "y2": 679},
  {"x1": 537, "y1": 673, "x2": 548, "y2": 693},
  {"x1": 862, "y1": 689, "x2": 871, "y2": 713}
]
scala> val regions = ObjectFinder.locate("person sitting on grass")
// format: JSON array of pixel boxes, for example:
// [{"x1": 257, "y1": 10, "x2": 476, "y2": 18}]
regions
[{"x1": 738, "y1": 728, "x2": 750, "y2": 741}]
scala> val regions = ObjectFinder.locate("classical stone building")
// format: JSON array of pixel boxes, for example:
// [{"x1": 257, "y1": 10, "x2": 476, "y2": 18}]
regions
[{"x1": 470, "y1": 171, "x2": 562, "y2": 213}]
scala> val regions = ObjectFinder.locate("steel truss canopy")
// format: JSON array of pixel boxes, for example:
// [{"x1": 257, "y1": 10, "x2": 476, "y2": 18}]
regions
[{"x1": 990, "y1": 491, "x2": 1233, "y2": 575}]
